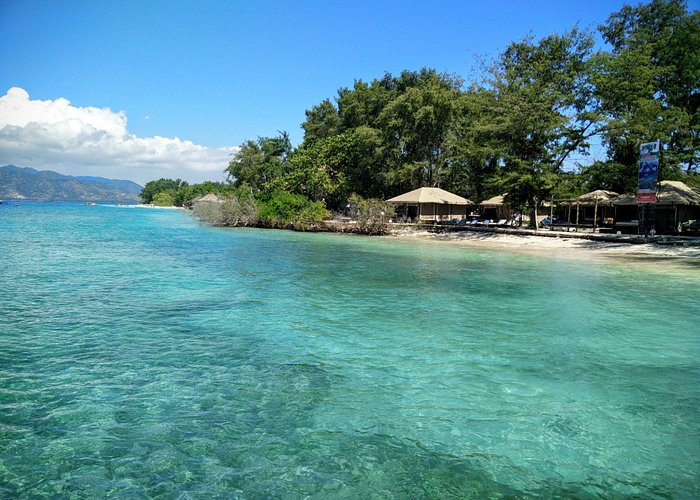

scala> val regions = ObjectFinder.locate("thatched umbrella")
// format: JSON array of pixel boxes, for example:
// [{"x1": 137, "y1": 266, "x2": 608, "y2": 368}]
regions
[
  {"x1": 579, "y1": 190, "x2": 618, "y2": 228},
  {"x1": 577, "y1": 189, "x2": 619, "y2": 204},
  {"x1": 560, "y1": 190, "x2": 619, "y2": 228}
]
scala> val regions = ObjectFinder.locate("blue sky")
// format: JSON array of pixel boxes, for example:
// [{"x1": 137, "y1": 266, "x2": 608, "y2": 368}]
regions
[{"x1": 0, "y1": 0, "x2": 659, "y2": 184}]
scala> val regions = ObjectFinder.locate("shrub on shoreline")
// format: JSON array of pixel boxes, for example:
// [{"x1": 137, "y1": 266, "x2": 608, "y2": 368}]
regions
[
  {"x1": 258, "y1": 192, "x2": 330, "y2": 231},
  {"x1": 193, "y1": 190, "x2": 329, "y2": 231},
  {"x1": 348, "y1": 194, "x2": 395, "y2": 234}
]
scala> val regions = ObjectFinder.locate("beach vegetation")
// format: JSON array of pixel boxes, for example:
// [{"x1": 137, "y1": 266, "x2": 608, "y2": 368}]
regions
[
  {"x1": 257, "y1": 191, "x2": 330, "y2": 231},
  {"x1": 141, "y1": 178, "x2": 233, "y2": 206},
  {"x1": 193, "y1": 188, "x2": 258, "y2": 227},
  {"x1": 348, "y1": 194, "x2": 395, "y2": 234},
  {"x1": 152, "y1": 191, "x2": 175, "y2": 207},
  {"x1": 226, "y1": 132, "x2": 293, "y2": 191},
  {"x1": 140, "y1": 178, "x2": 187, "y2": 204},
  {"x1": 142, "y1": 0, "x2": 698, "y2": 228},
  {"x1": 192, "y1": 189, "x2": 327, "y2": 230}
]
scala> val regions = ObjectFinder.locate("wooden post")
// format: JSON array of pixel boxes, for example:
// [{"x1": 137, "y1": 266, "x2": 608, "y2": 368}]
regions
[
  {"x1": 593, "y1": 195, "x2": 599, "y2": 231},
  {"x1": 550, "y1": 197, "x2": 554, "y2": 221},
  {"x1": 674, "y1": 205, "x2": 679, "y2": 232},
  {"x1": 576, "y1": 201, "x2": 580, "y2": 229}
]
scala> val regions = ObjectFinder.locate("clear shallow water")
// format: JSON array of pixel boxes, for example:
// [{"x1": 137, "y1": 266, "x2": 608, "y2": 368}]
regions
[{"x1": 1, "y1": 202, "x2": 698, "y2": 498}]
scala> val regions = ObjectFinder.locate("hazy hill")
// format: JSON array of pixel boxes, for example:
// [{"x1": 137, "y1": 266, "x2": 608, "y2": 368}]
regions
[{"x1": 0, "y1": 165, "x2": 142, "y2": 203}]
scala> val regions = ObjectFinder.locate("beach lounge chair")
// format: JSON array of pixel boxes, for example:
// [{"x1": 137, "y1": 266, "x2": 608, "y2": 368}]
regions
[
  {"x1": 479, "y1": 219, "x2": 491, "y2": 226},
  {"x1": 470, "y1": 219, "x2": 479, "y2": 225},
  {"x1": 494, "y1": 219, "x2": 507, "y2": 226},
  {"x1": 457, "y1": 218, "x2": 467, "y2": 225}
]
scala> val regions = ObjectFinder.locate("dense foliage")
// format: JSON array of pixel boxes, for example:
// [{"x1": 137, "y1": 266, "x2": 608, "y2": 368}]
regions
[
  {"x1": 257, "y1": 192, "x2": 330, "y2": 230},
  {"x1": 143, "y1": 1, "x2": 698, "y2": 230},
  {"x1": 140, "y1": 179, "x2": 234, "y2": 206},
  {"x1": 226, "y1": 2, "x2": 696, "y2": 213},
  {"x1": 192, "y1": 189, "x2": 328, "y2": 231}
]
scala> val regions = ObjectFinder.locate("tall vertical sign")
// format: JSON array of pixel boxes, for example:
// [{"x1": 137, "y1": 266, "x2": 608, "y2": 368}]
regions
[{"x1": 637, "y1": 140, "x2": 660, "y2": 203}]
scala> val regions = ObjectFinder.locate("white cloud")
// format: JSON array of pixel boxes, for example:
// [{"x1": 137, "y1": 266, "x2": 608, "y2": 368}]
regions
[{"x1": 0, "y1": 87, "x2": 238, "y2": 184}]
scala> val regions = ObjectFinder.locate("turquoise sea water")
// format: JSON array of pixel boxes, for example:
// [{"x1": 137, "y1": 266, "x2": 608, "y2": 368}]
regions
[{"x1": 1, "y1": 202, "x2": 698, "y2": 498}]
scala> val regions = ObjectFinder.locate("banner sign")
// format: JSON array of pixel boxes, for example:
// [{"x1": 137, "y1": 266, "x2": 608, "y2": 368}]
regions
[{"x1": 637, "y1": 140, "x2": 660, "y2": 203}]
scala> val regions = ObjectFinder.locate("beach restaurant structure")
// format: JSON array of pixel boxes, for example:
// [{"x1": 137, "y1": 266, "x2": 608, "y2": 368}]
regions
[
  {"x1": 479, "y1": 193, "x2": 511, "y2": 221},
  {"x1": 612, "y1": 180, "x2": 700, "y2": 233},
  {"x1": 387, "y1": 187, "x2": 472, "y2": 222}
]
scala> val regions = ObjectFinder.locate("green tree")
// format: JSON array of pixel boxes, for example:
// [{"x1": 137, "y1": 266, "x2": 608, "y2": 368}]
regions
[
  {"x1": 257, "y1": 191, "x2": 329, "y2": 230},
  {"x1": 337, "y1": 126, "x2": 386, "y2": 199},
  {"x1": 272, "y1": 135, "x2": 345, "y2": 204},
  {"x1": 226, "y1": 132, "x2": 292, "y2": 191},
  {"x1": 486, "y1": 29, "x2": 602, "y2": 226},
  {"x1": 337, "y1": 74, "x2": 399, "y2": 130},
  {"x1": 302, "y1": 99, "x2": 341, "y2": 143},
  {"x1": 578, "y1": 160, "x2": 638, "y2": 194},
  {"x1": 597, "y1": 0, "x2": 699, "y2": 176},
  {"x1": 276, "y1": 128, "x2": 386, "y2": 207},
  {"x1": 329, "y1": 69, "x2": 466, "y2": 198},
  {"x1": 443, "y1": 88, "x2": 501, "y2": 201},
  {"x1": 152, "y1": 191, "x2": 175, "y2": 206},
  {"x1": 140, "y1": 178, "x2": 188, "y2": 204},
  {"x1": 379, "y1": 70, "x2": 462, "y2": 190}
]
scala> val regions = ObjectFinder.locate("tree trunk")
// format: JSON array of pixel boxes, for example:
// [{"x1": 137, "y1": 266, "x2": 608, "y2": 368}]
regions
[{"x1": 530, "y1": 204, "x2": 538, "y2": 230}]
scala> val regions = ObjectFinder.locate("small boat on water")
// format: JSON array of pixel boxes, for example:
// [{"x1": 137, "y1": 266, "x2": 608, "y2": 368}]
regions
[{"x1": 85, "y1": 202, "x2": 97, "y2": 206}]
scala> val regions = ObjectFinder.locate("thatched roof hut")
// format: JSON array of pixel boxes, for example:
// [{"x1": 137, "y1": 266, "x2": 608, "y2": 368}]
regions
[
  {"x1": 479, "y1": 193, "x2": 512, "y2": 221},
  {"x1": 612, "y1": 180, "x2": 700, "y2": 206},
  {"x1": 612, "y1": 180, "x2": 700, "y2": 233},
  {"x1": 188, "y1": 193, "x2": 224, "y2": 210},
  {"x1": 194, "y1": 193, "x2": 224, "y2": 204},
  {"x1": 480, "y1": 194, "x2": 507, "y2": 207},
  {"x1": 387, "y1": 187, "x2": 472, "y2": 222}
]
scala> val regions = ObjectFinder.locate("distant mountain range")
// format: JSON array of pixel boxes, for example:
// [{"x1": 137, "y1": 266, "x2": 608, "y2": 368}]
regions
[{"x1": 0, "y1": 165, "x2": 142, "y2": 203}]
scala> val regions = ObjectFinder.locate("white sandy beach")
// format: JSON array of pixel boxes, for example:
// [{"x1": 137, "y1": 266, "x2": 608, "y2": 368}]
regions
[
  {"x1": 121, "y1": 204, "x2": 185, "y2": 210},
  {"x1": 388, "y1": 227, "x2": 700, "y2": 265}
]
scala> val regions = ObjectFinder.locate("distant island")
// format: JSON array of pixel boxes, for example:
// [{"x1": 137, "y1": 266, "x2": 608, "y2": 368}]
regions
[{"x1": 0, "y1": 165, "x2": 142, "y2": 203}]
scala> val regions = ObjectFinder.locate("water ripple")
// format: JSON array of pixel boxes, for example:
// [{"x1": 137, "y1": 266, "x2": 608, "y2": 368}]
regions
[{"x1": 1, "y1": 203, "x2": 698, "y2": 497}]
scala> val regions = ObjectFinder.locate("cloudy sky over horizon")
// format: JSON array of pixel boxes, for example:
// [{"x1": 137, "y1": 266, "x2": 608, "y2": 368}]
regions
[
  {"x1": 0, "y1": 0, "x2": 629, "y2": 184},
  {"x1": 0, "y1": 87, "x2": 237, "y2": 185}
]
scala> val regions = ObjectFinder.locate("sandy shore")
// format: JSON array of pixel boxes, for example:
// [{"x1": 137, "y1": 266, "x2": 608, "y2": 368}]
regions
[{"x1": 388, "y1": 227, "x2": 700, "y2": 267}]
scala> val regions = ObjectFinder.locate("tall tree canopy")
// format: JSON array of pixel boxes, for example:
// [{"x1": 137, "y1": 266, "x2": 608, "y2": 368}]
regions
[
  {"x1": 597, "y1": 0, "x2": 699, "y2": 176},
  {"x1": 226, "y1": 132, "x2": 292, "y2": 190},
  {"x1": 480, "y1": 28, "x2": 601, "y2": 222},
  {"x1": 177, "y1": 0, "x2": 698, "y2": 216}
]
